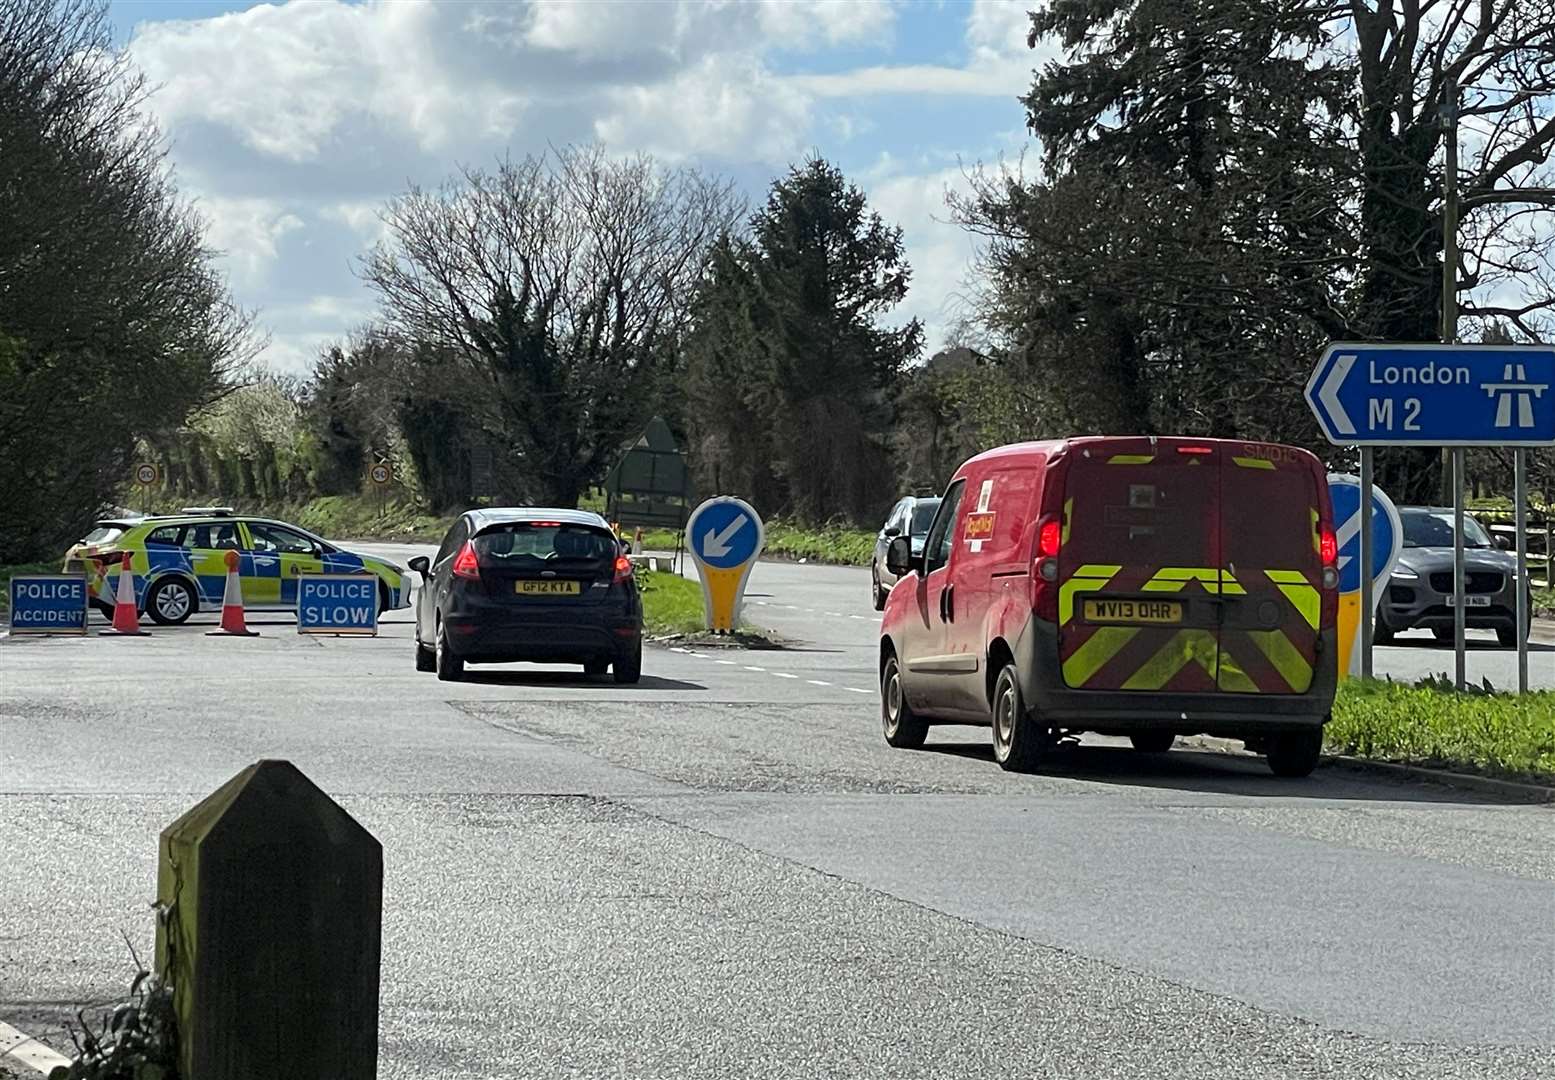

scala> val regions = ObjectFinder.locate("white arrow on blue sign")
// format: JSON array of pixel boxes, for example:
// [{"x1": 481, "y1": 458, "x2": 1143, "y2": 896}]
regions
[
  {"x1": 1326, "y1": 474, "x2": 1402, "y2": 595},
  {"x1": 688, "y1": 498, "x2": 763, "y2": 569},
  {"x1": 1306, "y1": 343, "x2": 1555, "y2": 446}
]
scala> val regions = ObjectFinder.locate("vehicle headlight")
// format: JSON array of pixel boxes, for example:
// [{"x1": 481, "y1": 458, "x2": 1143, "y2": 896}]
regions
[{"x1": 1391, "y1": 566, "x2": 1418, "y2": 580}]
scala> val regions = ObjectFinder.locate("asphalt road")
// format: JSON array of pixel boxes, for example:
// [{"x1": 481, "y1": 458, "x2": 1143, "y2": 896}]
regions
[{"x1": 2, "y1": 544, "x2": 1552, "y2": 1078}]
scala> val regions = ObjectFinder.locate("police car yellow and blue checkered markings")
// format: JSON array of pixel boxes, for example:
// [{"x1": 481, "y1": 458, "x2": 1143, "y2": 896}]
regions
[{"x1": 1059, "y1": 565, "x2": 1319, "y2": 694}]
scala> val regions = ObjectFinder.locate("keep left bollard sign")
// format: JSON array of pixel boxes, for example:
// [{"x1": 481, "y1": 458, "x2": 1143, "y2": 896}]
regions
[
  {"x1": 298, "y1": 574, "x2": 378, "y2": 636},
  {"x1": 9, "y1": 574, "x2": 88, "y2": 635}
]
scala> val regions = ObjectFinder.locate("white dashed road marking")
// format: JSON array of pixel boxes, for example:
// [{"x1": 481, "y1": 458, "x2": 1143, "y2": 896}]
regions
[
  {"x1": 772, "y1": 671, "x2": 798, "y2": 679},
  {"x1": 807, "y1": 679, "x2": 832, "y2": 687},
  {"x1": 845, "y1": 687, "x2": 872, "y2": 694}
]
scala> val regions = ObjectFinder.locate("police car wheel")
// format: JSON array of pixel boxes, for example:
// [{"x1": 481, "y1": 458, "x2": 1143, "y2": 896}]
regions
[
  {"x1": 1265, "y1": 728, "x2": 1322, "y2": 778},
  {"x1": 880, "y1": 652, "x2": 928, "y2": 749},
  {"x1": 435, "y1": 620, "x2": 464, "y2": 681},
  {"x1": 146, "y1": 578, "x2": 196, "y2": 626},
  {"x1": 991, "y1": 663, "x2": 1045, "y2": 772}
]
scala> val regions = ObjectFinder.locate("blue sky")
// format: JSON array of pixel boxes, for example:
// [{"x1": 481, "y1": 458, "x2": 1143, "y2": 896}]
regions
[{"x1": 109, "y1": 1, "x2": 1049, "y2": 374}]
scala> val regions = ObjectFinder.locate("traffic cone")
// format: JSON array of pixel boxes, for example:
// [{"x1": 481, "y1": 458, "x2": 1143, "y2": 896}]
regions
[
  {"x1": 207, "y1": 549, "x2": 258, "y2": 637},
  {"x1": 103, "y1": 551, "x2": 149, "y2": 636}
]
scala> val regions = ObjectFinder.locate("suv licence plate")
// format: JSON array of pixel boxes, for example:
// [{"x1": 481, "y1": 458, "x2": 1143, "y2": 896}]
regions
[
  {"x1": 1082, "y1": 598, "x2": 1183, "y2": 625},
  {"x1": 1446, "y1": 594, "x2": 1491, "y2": 607},
  {"x1": 516, "y1": 580, "x2": 581, "y2": 596}
]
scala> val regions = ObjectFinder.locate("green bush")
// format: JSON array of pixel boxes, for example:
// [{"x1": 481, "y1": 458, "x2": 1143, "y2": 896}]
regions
[
  {"x1": 636, "y1": 518, "x2": 875, "y2": 567},
  {"x1": 1328, "y1": 678, "x2": 1555, "y2": 780}
]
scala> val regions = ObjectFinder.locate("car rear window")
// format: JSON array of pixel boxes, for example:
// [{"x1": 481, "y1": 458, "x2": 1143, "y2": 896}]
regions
[
  {"x1": 83, "y1": 526, "x2": 124, "y2": 544},
  {"x1": 473, "y1": 523, "x2": 616, "y2": 564},
  {"x1": 909, "y1": 501, "x2": 940, "y2": 534}
]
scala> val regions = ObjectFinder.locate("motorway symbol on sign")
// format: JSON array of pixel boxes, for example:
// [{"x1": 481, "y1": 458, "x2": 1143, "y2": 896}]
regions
[
  {"x1": 1305, "y1": 343, "x2": 1555, "y2": 446},
  {"x1": 8, "y1": 574, "x2": 88, "y2": 636},
  {"x1": 1327, "y1": 474, "x2": 1402, "y2": 594},
  {"x1": 135, "y1": 463, "x2": 159, "y2": 486},
  {"x1": 685, "y1": 496, "x2": 764, "y2": 632},
  {"x1": 297, "y1": 574, "x2": 378, "y2": 636}
]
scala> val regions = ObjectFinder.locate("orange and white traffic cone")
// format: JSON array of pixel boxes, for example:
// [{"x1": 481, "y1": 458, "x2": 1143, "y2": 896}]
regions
[
  {"x1": 103, "y1": 551, "x2": 149, "y2": 636},
  {"x1": 208, "y1": 549, "x2": 258, "y2": 637}
]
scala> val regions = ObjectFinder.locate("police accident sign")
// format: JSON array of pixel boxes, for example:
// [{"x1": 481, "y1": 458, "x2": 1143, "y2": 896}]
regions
[
  {"x1": 297, "y1": 574, "x2": 378, "y2": 636},
  {"x1": 9, "y1": 574, "x2": 89, "y2": 635}
]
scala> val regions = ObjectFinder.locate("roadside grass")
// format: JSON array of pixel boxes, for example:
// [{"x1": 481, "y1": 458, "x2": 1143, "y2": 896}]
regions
[
  {"x1": 638, "y1": 518, "x2": 876, "y2": 567},
  {"x1": 1536, "y1": 586, "x2": 1554, "y2": 618},
  {"x1": 636, "y1": 568, "x2": 773, "y2": 645},
  {"x1": 288, "y1": 494, "x2": 455, "y2": 543},
  {"x1": 0, "y1": 561, "x2": 66, "y2": 613},
  {"x1": 1327, "y1": 678, "x2": 1555, "y2": 782}
]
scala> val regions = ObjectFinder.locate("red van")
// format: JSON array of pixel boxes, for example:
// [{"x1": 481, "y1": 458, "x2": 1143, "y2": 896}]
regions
[{"x1": 878, "y1": 437, "x2": 1339, "y2": 777}]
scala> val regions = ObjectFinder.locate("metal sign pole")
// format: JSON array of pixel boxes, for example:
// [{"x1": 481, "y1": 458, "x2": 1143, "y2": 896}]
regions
[
  {"x1": 1359, "y1": 448, "x2": 1375, "y2": 678},
  {"x1": 1514, "y1": 448, "x2": 1529, "y2": 693},
  {"x1": 1452, "y1": 448, "x2": 1467, "y2": 690}
]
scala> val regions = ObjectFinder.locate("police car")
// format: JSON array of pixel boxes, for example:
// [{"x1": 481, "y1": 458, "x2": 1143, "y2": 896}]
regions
[{"x1": 62, "y1": 507, "x2": 410, "y2": 625}]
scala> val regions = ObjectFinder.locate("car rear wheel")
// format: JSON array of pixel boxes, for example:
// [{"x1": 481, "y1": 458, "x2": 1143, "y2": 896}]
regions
[
  {"x1": 991, "y1": 663, "x2": 1046, "y2": 772},
  {"x1": 435, "y1": 620, "x2": 464, "y2": 682},
  {"x1": 146, "y1": 577, "x2": 196, "y2": 625},
  {"x1": 871, "y1": 564, "x2": 888, "y2": 611},
  {"x1": 414, "y1": 632, "x2": 436, "y2": 672},
  {"x1": 1129, "y1": 732, "x2": 1175, "y2": 754},
  {"x1": 612, "y1": 641, "x2": 642, "y2": 684},
  {"x1": 881, "y1": 653, "x2": 928, "y2": 749},
  {"x1": 1265, "y1": 727, "x2": 1323, "y2": 778}
]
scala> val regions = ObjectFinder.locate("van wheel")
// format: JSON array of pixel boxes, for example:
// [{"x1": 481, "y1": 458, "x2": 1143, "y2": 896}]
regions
[
  {"x1": 991, "y1": 663, "x2": 1046, "y2": 772},
  {"x1": 1266, "y1": 728, "x2": 1323, "y2": 778},
  {"x1": 881, "y1": 653, "x2": 928, "y2": 749},
  {"x1": 1129, "y1": 732, "x2": 1175, "y2": 754}
]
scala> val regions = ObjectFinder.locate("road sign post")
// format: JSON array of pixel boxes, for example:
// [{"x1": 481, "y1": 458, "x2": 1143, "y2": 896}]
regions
[
  {"x1": 1308, "y1": 343, "x2": 1553, "y2": 690},
  {"x1": 8, "y1": 574, "x2": 88, "y2": 636},
  {"x1": 1327, "y1": 475, "x2": 1402, "y2": 678},
  {"x1": 685, "y1": 497, "x2": 764, "y2": 633},
  {"x1": 297, "y1": 575, "x2": 378, "y2": 636},
  {"x1": 1359, "y1": 448, "x2": 1374, "y2": 678}
]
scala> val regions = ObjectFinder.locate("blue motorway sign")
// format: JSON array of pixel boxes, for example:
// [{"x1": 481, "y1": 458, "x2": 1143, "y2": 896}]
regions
[
  {"x1": 1327, "y1": 475, "x2": 1402, "y2": 594},
  {"x1": 9, "y1": 574, "x2": 88, "y2": 635},
  {"x1": 1306, "y1": 343, "x2": 1555, "y2": 446},
  {"x1": 687, "y1": 497, "x2": 764, "y2": 570},
  {"x1": 297, "y1": 574, "x2": 378, "y2": 635}
]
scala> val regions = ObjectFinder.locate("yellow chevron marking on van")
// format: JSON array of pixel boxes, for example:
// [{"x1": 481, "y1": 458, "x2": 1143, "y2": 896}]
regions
[
  {"x1": 1061, "y1": 497, "x2": 1073, "y2": 546},
  {"x1": 1059, "y1": 564, "x2": 1120, "y2": 624},
  {"x1": 1232, "y1": 456, "x2": 1277, "y2": 470},
  {"x1": 1062, "y1": 626, "x2": 1138, "y2": 686},
  {"x1": 1106, "y1": 454, "x2": 1155, "y2": 465},
  {"x1": 1244, "y1": 628, "x2": 1314, "y2": 692},
  {"x1": 1214, "y1": 648, "x2": 1260, "y2": 692},
  {"x1": 1120, "y1": 629, "x2": 1218, "y2": 690},
  {"x1": 1265, "y1": 570, "x2": 1320, "y2": 630}
]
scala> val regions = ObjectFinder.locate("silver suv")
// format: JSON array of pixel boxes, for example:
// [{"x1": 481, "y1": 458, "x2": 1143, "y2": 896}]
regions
[{"x1": 1375, "y1": 507, "x2": 1530, "y2": 647}]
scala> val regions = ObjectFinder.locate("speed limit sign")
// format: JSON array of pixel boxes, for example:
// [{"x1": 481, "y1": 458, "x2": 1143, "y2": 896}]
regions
[
  {"x1": 369, "y1": 462, "x2": 392, "y2": 486},
  {"x1": 134, "y1": 463, "x2": 159, "y2": 486}
]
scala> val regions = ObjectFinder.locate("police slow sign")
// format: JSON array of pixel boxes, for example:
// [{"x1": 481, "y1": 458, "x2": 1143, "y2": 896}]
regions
[
  {"x1": 297, "y1": 574, "x2": 378, "y2": 636},
  {"x1": 10, "y1": 574, "x2": 88, "y2": 635}
]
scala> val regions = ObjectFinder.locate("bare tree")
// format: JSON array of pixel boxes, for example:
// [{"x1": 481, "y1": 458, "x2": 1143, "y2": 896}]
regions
[{"x1": 361, "y1": 146, "x2": 742, "y2": 506}]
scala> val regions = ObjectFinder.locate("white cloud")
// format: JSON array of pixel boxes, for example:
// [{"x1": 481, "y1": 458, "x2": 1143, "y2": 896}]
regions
[
  {"x1": 193, "y1": 195, "x2": 304, "y2": 289},
  {"x1": 866, "y1": 165, "x2": 981, "y2": 352}
]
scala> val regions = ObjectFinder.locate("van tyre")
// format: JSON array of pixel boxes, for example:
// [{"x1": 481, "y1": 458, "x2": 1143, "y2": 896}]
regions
[
  {"x1": 1129, "y1": 732, "x2": 1175, "y2": 754},
  {"x1": 992, "y1": 663, "x2": 1045, "y2": 772},
  {"x1": 881, "y1": 653, "x2": 928, "y2": 749},
  {"x1": 613, "y1": 640, "x2": 642, "y2": 684},
  {"x1": 146, "y1": 577, "x2": 196, "y2": 626},
  {"x1": 435, "y1": 621, "x2": 464, "y2": 682},
  {"x1": 414, "y1": 634, "x2": 436, "y2": 672},
  {"x1": 1266, "y1": 727, "x2": 1323, "y2": 778}
]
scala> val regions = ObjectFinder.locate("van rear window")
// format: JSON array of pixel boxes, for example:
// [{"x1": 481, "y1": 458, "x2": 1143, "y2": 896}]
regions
[
  {"x1": 1221, "y1": 464, "x2": 1319, "y2": 570},
  {"x1": 1063, "y1": 457, "x2": 1216, "y2": 567}
]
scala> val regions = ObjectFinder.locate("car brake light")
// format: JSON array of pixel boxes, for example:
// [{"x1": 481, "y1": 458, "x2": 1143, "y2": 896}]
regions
[
  {"x1": 1177, "y1": 445, "x2": 1214, "y2": 455},
  {"x1": 613, "y1": 554, "x2": 633, "y2": 584},
  {"x1": 1038, "y1": 518, "x2": 1061, "y2": 558},
  {"x1": 1319, "y1": 526, "x2": 1338, "y2": 566},
  {"x1": 452, "y1": 541, "x2": 480, "y2": 579}
]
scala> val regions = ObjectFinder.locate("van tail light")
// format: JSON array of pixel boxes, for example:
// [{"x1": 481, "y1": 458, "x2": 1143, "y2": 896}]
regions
[
  {"x1": 1177, "y1": 445, "x2": 1214, "y2": 455},
  {"x1": 1032, "y1": 502, "x2": 1067, "y2": 622},
  {"x1": 1038, "y1": 518, "x2": 1061, "y2": 558},
  {"x1": 613, "y1": 554, "x2": 634, "y2": 584},
  {"x1": 1319, "y1": 526, "x2": 1338, "y2": 567},
  {"x1": 452, "y1": 541, "x2": 480, "y2": 580}
]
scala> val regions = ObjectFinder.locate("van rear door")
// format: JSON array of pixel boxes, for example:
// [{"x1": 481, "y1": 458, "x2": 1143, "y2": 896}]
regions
[
  {"x1": 1215, "y1": 446, "x2": 1324, "y2": 694},
  {"x1": 1058, "y1": 440, "x2": 1223, "y2": 692}
]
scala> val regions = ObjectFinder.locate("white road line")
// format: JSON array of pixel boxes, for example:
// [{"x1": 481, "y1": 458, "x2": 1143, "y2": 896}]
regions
[
  {"x1": 743, "y1": 665, "x2": 767, "y2": 672},
  {"x1": 806, "y1": 679, "x2": 832, "y2": 687},
  {"x1": 1, "y1": 1020, "x2": 71, "y2": 1074},
  {"x1": 844, "y1": 687, "x2": 872, "y2": 694},
  {"x1": 848, "y1": 614, "x2": 870, "y2": 620},
  {"x1": 714, "y1": 659, "x2": 736, "y2": 665},
  {"x1": 772, "y1": 671, "x2": 798, "y2": 679},
  {"x1": 825, "y1": 611, "x2": 843, "y2": 617}
]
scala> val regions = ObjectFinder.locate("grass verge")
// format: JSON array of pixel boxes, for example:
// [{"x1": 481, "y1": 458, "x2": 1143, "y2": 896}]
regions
[
  {"x1": 639, "y1": 519, "x2": 876, "y2": 567},
  {"x1": 1327, "y1": 678, "x2": 1555, "y2": 782},
  {"x1": 0, "y1": 562, "x2": 66, "y2": 613},
  {"x1": 637, "y1": 568, "x2": 773, "y2": 645}
]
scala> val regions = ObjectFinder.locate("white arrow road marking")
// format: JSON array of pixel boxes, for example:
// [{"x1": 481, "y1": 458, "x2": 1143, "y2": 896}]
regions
[
  {"x1": 1320, "y1": 353, "x2": 1357, "y2": 435},
  {"x1": 702, "y1": 515, "x2": 748, "y2": 558}
]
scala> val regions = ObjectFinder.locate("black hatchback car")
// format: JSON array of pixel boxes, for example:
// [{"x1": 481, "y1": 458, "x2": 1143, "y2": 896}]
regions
[{"x1": 409, "y1": 508, "x2": 642, "y2": 682}]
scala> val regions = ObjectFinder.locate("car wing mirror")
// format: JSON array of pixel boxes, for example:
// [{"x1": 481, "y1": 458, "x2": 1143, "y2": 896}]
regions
[
  {"x1": 407, "y1": 555, "x2": 431, "y2": 576},
  {"x1": 1495, "y1": 535, "x2": 1512, "y2": 551},
  {"x1": 883, "y1": 524, "x2": 902, "y2": 538},
  {"x1": 885, "y1": 535, "x2": 920, "y2": 577}
]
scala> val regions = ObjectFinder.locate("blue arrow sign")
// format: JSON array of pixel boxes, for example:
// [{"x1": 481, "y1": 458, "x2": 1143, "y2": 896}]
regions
[
  {"x1": 688, "y1": 498, "x2": 762, "y2": 570},
  {"x1": 1306, "y1": 343, "x2": 1555, "y2": 446},
  {"x1": 1327, "y1": 475, "x2": 1402, "y2": 594}
]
